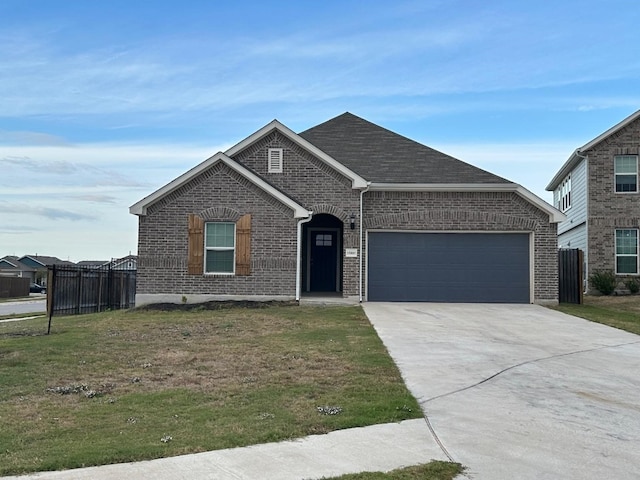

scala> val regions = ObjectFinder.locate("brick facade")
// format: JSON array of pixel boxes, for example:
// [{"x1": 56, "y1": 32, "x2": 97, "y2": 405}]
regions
[
  {"x1": 232, "y1": 132, "x2": 361, "y2": 296},
  {"x1": 135, "y1": 122, "x2": 559, "y2": 305},
  {"x1": 362, "y1": 191, "x2": 558, "y2": 301},
  {"x1": 138, "y1": 162, "x2": 299, "y2": 298},
  {"x1": 586, "y1": 116, "x2": 640, "y2": 279}
]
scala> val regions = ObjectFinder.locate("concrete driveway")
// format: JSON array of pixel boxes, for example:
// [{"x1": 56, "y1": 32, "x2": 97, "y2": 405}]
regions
[{"x1": 363, "y1": 303, "x2": 640, "y2": 480}]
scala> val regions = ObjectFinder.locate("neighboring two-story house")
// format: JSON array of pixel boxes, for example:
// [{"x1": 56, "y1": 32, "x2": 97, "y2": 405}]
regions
[
  {"x1": 547, "y1": 109, "x2": 640, "y2": 290},
  {"x1": 131, "y1": 113, "x2": 562, "y2": 306}
]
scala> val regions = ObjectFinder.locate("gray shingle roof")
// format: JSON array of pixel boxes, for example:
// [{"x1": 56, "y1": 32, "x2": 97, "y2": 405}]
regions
[
  {"x1": 19, "y1": 255, "x2": 75, "y2": 267},
  {"x1": 0, "y1": 255, "x2": 36, "y2": 272},
  {"x1": 298, "y1": 112, "x2": 510, "y2": 184}
]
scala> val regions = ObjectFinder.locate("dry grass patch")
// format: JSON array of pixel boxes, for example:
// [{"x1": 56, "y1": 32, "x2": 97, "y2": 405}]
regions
[{"x1": 0, "y1": 305, "x2": 421, "y2": 475}]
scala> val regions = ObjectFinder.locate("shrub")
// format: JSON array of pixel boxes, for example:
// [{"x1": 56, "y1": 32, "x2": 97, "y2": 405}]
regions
[
  {"x1": 589, "y1": 270, "x2": 617, "y2": 295},
  {"x1": 625, "y1": 277, "x2": 640, "y2": 294}
]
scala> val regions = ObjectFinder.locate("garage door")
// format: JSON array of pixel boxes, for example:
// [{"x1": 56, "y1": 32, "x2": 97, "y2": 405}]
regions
[{"x1": 368, "y1": 232, "x2": 530, "y2": 303}]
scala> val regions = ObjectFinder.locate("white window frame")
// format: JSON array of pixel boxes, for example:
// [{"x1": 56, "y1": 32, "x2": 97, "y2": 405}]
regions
[
  {"x1": 559, "y1": 174, "x2": 571, "y2": 212},
  {"x1": 204, "y1": 222, "x2": 235, "y2": 275},
  {"x1": 615, "y1": 228, "x2": 638, "y2": 275},
  {"x1": 614, "y1": 155, "x2": 638, "y2": 193},
  {"x1": 268, "y1": 148, "x2": 283, "y2": 173}
]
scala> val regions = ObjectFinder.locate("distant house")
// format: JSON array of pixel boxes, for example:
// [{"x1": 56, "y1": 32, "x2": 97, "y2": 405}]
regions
[
  {"x1": 131, "y1": 112, "x2": 562, "y2": 306},
  {"x1": 110, "y1": 255, "x2": 137, "y2": 271},
  {"x1": 547, "y1": 109, "x2": 640, "y2": 291},
  {"x1": 18, "y1": 255, "x2": 75, "y2": 284},
  {"x1": 0, "y1": 256, "x2": 37, "y2": 281},
  {"x1": 76, "y1": 260, "x2": 110, "y2": 269}
]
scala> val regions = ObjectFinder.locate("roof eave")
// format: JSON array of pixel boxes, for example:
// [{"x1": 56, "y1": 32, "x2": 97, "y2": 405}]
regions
[
  {"x1": 546, "y1": 149, "x2": 584, "y2": 191},
  {"x1": 225, "y1": 120, "x2": 369, "y2": 189},
  {"x1": 368, "y1": 182, "x2": 565, "y2": 224},
  {"x1": 129, "y1": 152, "x2": 310, "y2": 219},
  {"x1": 547, "y1": 109, "x2": 640, "y2": 191},
  {"x1": 580, "y1": 109, "x2": 640, "y2": 152}
]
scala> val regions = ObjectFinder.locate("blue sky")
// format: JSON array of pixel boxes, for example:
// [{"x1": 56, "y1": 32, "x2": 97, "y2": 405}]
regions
[{"x1": 2, "y1": 0, "x2": 640, "y2": 261}]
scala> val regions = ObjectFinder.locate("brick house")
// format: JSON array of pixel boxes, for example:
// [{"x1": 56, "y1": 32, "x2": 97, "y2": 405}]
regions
[
  {"x1": 547, "y1": 109, "x2": 640, "y2": 291},
  {"x1": 130, "y1": 113, "x2": 562, "y2": 305}
]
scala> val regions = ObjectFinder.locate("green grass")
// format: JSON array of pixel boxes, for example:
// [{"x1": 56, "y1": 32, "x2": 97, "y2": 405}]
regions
[
  {"x1": 0, "y1": 305, "x2": 425, "y2": 475},
  {"x1": 551, "y1": 295, "x2": 640, "y2": 335},
  {"x1": 324, "y1": 462, "x2": 464, "y2": 479}
]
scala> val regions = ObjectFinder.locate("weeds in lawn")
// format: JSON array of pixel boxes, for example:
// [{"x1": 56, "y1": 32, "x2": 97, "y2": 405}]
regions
[{"x1": 0, "y1": 305, "x2": 421, "y2": 475}]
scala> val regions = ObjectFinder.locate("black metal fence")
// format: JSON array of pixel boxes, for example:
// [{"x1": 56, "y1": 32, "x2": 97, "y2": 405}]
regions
[
  {"x1": 558, "y1": 248, "x2": 584, "y2": 304},
  {"x1": 47, "y1": 265, "x2": 136, "y2": 319}
]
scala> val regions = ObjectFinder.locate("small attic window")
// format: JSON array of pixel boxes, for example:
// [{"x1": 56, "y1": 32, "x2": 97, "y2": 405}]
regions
[{"x1": 268, "y1": 148, "x2": 283, "y2": 173}]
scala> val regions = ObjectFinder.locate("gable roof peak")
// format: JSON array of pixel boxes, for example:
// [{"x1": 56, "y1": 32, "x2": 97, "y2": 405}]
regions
[{"x1": 546, "y1": 108, "x2": 640, "y2": 191}]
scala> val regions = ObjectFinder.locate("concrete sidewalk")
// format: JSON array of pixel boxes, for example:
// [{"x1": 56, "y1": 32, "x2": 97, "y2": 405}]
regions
[{"x1": 3, "y1": 419, "x2": 447, "y2": 480}]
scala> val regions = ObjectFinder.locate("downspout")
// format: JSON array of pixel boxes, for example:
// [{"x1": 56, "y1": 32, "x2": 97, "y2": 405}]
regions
[
  {"x1": 359, "y1": 183, "x2": 371, "y2": 303},
  {"x1": 296, "y1": 211, "x2": 314, "y2": 302}
]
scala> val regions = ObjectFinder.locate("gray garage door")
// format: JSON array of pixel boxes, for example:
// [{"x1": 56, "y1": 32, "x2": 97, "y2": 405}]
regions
[{"x1": 368, "y1": 232, "x2": 530, "y2": 303}]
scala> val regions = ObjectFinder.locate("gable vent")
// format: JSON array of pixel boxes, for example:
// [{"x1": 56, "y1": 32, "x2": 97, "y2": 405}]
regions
[{"x1": 268, "y1": 148, "x2": 283, "y2": 173}]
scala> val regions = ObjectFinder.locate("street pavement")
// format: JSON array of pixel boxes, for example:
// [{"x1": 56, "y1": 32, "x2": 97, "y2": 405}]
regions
[{"x1": 0, "y1": 296, "x2": 46, "y2": 316}]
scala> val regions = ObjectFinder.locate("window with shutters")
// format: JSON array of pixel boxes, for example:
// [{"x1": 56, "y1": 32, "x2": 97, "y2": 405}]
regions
[
  {"x1": 205, "y1": 223, "x2": 235, "y2": 274},
  {"x1": 187, "y1": 213, "x2": 251, "y2": 276},
  {"x1": 268, "y1": 148, "x2": 283, "y2": 173}
]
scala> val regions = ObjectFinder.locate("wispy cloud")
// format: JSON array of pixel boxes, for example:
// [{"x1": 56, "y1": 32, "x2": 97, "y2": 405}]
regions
[
  {"x1": 0, "y1": 130, "x2": 70, "y2": 146},
  {"x1": 71, "y1": 194, "x2": 117, "y2": 204},
  {"x1": 1, "y1": 153, "x2": 150, "y2": 188},
  {"x1": 1, "y1": 4, "x2": 638, "y2": 120},
  {"x1": 0, "y1": 225, "x2": 39, "y2": 235},
  {"x1": 0, "y1": 201, "x2": 96, "y2": 221}
]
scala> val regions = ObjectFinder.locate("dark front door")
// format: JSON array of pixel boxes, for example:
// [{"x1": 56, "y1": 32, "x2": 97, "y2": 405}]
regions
[{"x1": 310, "y1": 230, "x2": 338, "y2": 291}]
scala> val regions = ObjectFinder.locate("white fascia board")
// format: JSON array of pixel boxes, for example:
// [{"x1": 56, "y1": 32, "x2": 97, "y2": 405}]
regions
[
  {"x1": 547, "y1": 109, "x2": 640, "y2": 192},
  {"x1": 130, "y1": 152, "x2": 310, "y2": 219},
  {"x1": 367, "y1": 182, "x2": 565, "y2": 223},
  {"x1": 546, "y1": 150, "x2": 582, "y2": 192},
  {"x1": 580, "y1": 109, "x2": 640, "y2": 152},
  {"x1": 225, "y1": 120, "x2": 369, "y2": 189},
  {"x1": 129, "y1": 152, "x2": 225, "y2": 216}
]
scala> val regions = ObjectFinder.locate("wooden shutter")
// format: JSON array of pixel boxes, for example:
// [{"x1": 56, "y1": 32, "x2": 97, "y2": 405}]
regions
[
  {"x1": 235, "y1": 214, "x2": 251, "y2": 276},
  {"x1": 187, "y1": 214, "x2": 204, "y2": 275}
]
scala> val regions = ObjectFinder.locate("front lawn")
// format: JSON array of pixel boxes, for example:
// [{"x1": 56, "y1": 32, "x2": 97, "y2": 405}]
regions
[
  {"x1": 551, "y1": 295, "x2": 640, "y2": 335},
  {"x1": 0, "y1": 305, "x2": 424, "y2": 476}
]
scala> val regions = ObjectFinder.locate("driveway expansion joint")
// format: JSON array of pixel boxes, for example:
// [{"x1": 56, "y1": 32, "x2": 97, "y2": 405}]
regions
[{"x1": 423, "y1": 339, "x2": 640, "y2": 404}]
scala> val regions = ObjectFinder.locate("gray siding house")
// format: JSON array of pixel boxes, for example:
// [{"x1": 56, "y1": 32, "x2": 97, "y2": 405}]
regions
[
  {"x1": 131, "y1": 113, "x2": 563, "y2": 305},
  {"x1": 547, "y1": 109, "x2": 640, "y2": 290}
]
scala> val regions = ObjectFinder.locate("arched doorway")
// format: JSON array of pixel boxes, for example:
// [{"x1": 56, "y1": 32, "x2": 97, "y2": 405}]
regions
[{"x1": 302, "y1": 214, "x2": 343, "y2": 293}]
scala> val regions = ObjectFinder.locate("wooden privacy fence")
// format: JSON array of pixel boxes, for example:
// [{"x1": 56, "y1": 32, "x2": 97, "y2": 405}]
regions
[
  {"x1": 558, "y1": 248, "x2": 584, "y2": 304},
  {"x1": 47, "y1": 265, "x2": 136, "y2": 324},
  {"x1": 0, "y1": 276, "x2": 29, "y2": 298}
]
